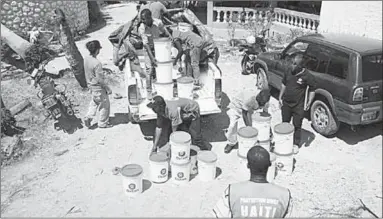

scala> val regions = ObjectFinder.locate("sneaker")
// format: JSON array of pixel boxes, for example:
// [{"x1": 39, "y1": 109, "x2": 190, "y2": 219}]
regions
[
  {"x1": 83, "y1": 118, "x2": 92, "y2": 128},
  {"x1": 224, "y1": 143, "x2": 237, "y2": 154},
  {"x1": 98, "y1": 124, "x2": 113, "y2": 129}
]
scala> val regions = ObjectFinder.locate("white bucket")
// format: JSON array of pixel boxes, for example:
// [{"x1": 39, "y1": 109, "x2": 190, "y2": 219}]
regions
[
  {"x1": 237, "y1": 126, "x2": 259, "y2": 158},
  {"x1": 255, "y1": 140, "x2": 271, "y2": 152},
  {"x1": 153, "y1": 82, "x2": 173, "y2": 100},
  {"x1": 120, "y1": 164, "x2": 143, "y2": 197},
  {"x1": 177, "y1": 76, "x2": 194, "y2": 99},
  {"x1": 275, "y1": 152, "x2": 294, "y2": 177},
  {"x1": 155, "y1": 60, "x2": 173, "y2": 83},
  {"x1": 267, "y1": 153, "x2": 277, "y2": 183},
  {"x1": 190, "y1": 145, "x2": 200, "y2": 175},
  {"x1": 178, "y1": 22, "x2": 193, "y2": 32},
  {"x1": 273, "y1": 123, "x2": 294, "y2": 155},
  {"x1": 252, "y1": 112, "x2": 272, "y2": 142},
  {"x1": 197, "y1": 151, "x2": 218, "y2": 181},
  {"x1": 170, "y1": 131, "x2": 191, "y2": 164},
  {"x1": 171, "y1": 160, "x2": 191, "y2": 184},
  {"x1": 153, "y1": 38, "x2": 172, "y2": 62},
  {"x1": 149, "y1": 152, "x2": 169, "y2": 183},
  {"x1": 159, "y1": 143, "x2": 171, "y2": 173}
]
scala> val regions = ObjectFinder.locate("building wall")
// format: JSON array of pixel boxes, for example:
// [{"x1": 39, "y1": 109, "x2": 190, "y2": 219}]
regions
[
  {"x1": 1, "y1": 0, "x2": 89, "y2": 37},
  {"x1": 318, "y1": 1, "x2": 382, "y2": 40}
]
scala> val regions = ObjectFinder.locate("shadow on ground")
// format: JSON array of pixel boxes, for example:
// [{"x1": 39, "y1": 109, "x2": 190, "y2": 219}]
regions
[
  {"x1": 334, "y1": 122, "x2": 383, "y2": 145},
  {"x1": 109, "y1": 113, "x2": 130, "y2": 126},
  {"x1": 300, "y1": 128, "x2": 316, "y2": 147}
]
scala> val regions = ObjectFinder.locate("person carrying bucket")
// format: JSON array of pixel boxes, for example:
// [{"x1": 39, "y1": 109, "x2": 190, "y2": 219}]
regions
[
  {"x1": 167, "y1": 26, "x2": 219, "y2": 88},
  {"x1": 224, "y1": 89, "x2": 271, "y2": 154},
  {"x1": 278, "y1": 53, "x2": 316, "y2": 151},
  {"x1": 213, "y1": 146, "x2": 293, "y2": 218},
  {"x1": 138, "y1": 9, "x2": 170, "y2": 100},
  {"x1": 147, "y1": 95, "x2": 211, "y2": 153}
]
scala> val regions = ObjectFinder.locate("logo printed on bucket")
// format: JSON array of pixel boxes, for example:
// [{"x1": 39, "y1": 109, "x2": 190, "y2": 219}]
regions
[
  {"x1": 177, "y1": 172, "x2": 184, "y2": 178},
  {"x1": 160, "y1": 168, "x2": 167, "y2": 175},
  {"x1": 277, "y1": 162, "x2": 285, "y2": 170},
  {"x1": 129, "y1": 183, "x2": 136, "y2": 190},
  {"x1": 176, "y1": 150, "x2": 188, "y2": 160}
]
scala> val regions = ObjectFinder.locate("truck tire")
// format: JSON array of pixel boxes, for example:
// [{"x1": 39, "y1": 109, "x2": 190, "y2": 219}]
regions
[{"x1": 310, "y1": 100, "x2": 340, "y2": 137}]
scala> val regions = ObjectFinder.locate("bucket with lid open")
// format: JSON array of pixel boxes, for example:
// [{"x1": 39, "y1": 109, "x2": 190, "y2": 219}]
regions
[
  {"x1": 153, "y1": 82, "x2": 174, "y2": 100},
  {"x1": 237, "y1": 126, "x2": 259, "y2": 158},
  {"x1": 273, "y1": 123, "x2": 294, "y2": 155},
  {"x1": 155, "y1": 60, "x2": 173, "y2": 84},
  {"x1": 197, "y1": 151, "x2": 218, "y2": 181},
  {"x1": 190, "y1": 145, "x2": 200, "y2": 175},
  {"x1": 149, "y1": 152, "x2": 170, "y2": 183},
  {"x1": 171, "y1": 160, "x2": 191, "y2": 184},
  {"x1": 170, "y1": 131, "x2": 191, "y2": 164},
  {"x1": 267, "y1": 152, "x2": 277, "y2": 183},
  {"x1": 177, "y1": 76, "x2": 194, "y2": 99},
  {"x1": 116, "y1": 164, "x2": 143, "y2": 197},
  {"x1": 252, "y1": 112, "x2": 272, "y2": 142},
  {"x1": 153, "y1": 38, "x2": 172, "y2": 62}
]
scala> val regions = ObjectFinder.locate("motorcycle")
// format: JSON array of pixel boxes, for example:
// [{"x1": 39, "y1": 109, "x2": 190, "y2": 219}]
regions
[
  {"x1": 28, "y1": 58, "x2": 76, "y2": 132},
  {"x1": 239, "y1": 30, "x2": 268, "y2": 75}
]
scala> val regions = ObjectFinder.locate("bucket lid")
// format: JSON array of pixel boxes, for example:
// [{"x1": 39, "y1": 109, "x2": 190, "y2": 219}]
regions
[
  {"x1": 178, "y1": 22, "x2": 192, "y2": 28},
  {"x1": 238, "y1": 126, "x2": 258, "y2": 138},
  {"x1": 149, "y1": 152, "x2": 169, "y2": 162},
  {"x1": 252, "y1": 112, "x2": 271, "y2": 122},
  {"x1": 273, "y1": 151, "x2": 294, "y2": 156},
  {"x1": 120, "y1": 164, "x2": 143, "y2": 177},
  {"x1": 197, "y1": 151, "x2": 217, "y2": 163},
  {"x1": 170, "y1": 160, "x2": 191, "y2": 166},
  {"x1": 269, "y1": 152, "x2": 277, "y2": 161},
  {"x1": 274, "y1": 122, "x2": 294, "y2": 134},
  {"x1": 153, "y1": 81, "x2": 173, "y2": 85},
  {"x1": 190, "y1": 149, "x2": 197, "y2": 156},
  {"x1": 154, "y1": 37, "x2": 171, "y2": 42},
  {"x1": 170, "y1": 131, "x2": 191, "y2": 144},
  {"x1": 177, "y1": 76, "x2": 194, "y2": 84}
]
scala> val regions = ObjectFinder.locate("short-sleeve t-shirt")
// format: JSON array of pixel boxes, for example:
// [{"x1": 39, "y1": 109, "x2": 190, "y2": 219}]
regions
[
  {"x1": 139, "y1": 2, "x2": 167, "y2": 20},
  {"x1": 156, "y1": 98, "x2": 200, "y2": 128},
  {"x1": 138, "y1": 18, "x2": 165, "y2": 48},
  {"x1": 229, "y1": 90, "x2": 261, "y2": 113}
]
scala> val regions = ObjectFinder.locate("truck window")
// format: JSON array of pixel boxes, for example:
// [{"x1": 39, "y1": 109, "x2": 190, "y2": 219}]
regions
[
  {"x1": 304, "y1": 44, "x2": 331, "y2": 74},
  {"x1": 362, "y1": 54, "x2": 383, "y2": 82},
  {"x1": 326, "y1": 49, "x2": 349, "y2": 79}
]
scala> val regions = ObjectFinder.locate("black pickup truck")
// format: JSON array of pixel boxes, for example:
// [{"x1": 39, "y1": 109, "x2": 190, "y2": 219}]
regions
[{"x1": 253, "y1": 33, "x2": 382, "y2": 136}]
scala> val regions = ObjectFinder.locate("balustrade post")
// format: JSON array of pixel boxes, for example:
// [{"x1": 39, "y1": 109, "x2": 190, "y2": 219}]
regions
[{"x1": 207, "y1": 1, "x2": 213, "y2": 27}]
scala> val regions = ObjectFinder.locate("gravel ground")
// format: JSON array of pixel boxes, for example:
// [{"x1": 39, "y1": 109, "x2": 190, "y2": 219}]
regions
[{"x1": 1, "y1": 3, "x2": 382, "y2": 218}]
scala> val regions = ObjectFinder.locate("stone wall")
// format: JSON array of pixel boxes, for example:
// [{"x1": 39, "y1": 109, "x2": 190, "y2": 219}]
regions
[
  {"x1": 1, "y1": 0, "x2": 89, "y2": 37},
  {"x1": 318, "y1": 1, "x2": 382, "y2": 40}
]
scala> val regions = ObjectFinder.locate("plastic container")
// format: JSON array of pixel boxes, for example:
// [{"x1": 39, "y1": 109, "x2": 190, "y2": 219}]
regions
[
  {"x1": 237, "y1": 126, "x2": 259, "y2": 158},
  {"x1": 255, "y1": 140, "x2": 271, "y2": 152},
  {"x1": 153, "y1": 82, "x2": 173, "y2": 100},
  {"x1": 275, "y1": 151, "x2": 294, "y2": 177},
  {"x1": 177, "y1": 76, "x2": 194, "y2": 99},
  {"x1": 273, "y1": 123, "x2": 295, "y2": 155},
  {"x1": 197, "y1": 151, "x2": 218, "y2": 181},
  {"x1": 178, "y1": 22, "x2": 193, "y2": 32},
  {"x1": 171, "y1": 160, "x2": 191, "y2": 184},
  {"x1": 155, "y1": 60, "x2": 173, "y2": 83},
  {"x1": 149, "y1": 152, "x2": 169, "y2": 183},
  {"x1": 153, "y1": 38, "x2": 172, "y2": 62},
  {"x1": 252, "y1": 112, "x2": 272, "y2": 142},
  {"x1": 170, "y1": 131, "x2": 191, "y2": 164},
  {"x1": 267, "y1": 152, "x2": 277, "y2": 183},
  {"x1": 120, "y1": 164, "x2": 143, "y2": 197},
  {"x1": 159, "y1": 143, "x2": 171, "y2": 173},
  {"x1": 190, "y1": 145, "x2": 200, "y2": 175}
]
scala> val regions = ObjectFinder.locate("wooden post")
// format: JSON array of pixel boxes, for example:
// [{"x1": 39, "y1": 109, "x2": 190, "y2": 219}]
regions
[{"x1": 207, "y1": 1, "x2": 213, "y2": 29}]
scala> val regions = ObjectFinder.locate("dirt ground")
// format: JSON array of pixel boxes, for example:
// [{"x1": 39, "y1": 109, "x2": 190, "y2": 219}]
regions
[{"x1": 1, "y1": 3, "x2": 382, "y2": 218}]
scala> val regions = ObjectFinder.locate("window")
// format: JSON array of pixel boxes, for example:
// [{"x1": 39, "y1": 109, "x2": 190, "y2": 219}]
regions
[
  {"x1": 327, "y1": 50, "x2": 349, "y2": 79},
  {"x1": 284, "y1": 41, "x2": 309, "y2": 57},
  {"x1": 362, "y1": 54, "x2": 383, "y2": 82}
]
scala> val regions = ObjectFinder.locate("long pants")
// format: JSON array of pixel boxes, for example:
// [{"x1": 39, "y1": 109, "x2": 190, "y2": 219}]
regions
[
  {"x1": 225, "y1": 108, "x2": 242, "y2": 146},
  {"x1": 281, "y1": 101, "x2": 304, "y2": 146},
  {"x1": 86, "y1": 89, "x2": 110, "y2": 127},
  {"x1": 144, "y1": 49, "x2": 155, "y2": 95},
  {"x1": 178, "y1": 116, "x2": 204, "y2": 149},
  {"x1": 189, "y1": 46, "x2": 202, "y2": 80}
]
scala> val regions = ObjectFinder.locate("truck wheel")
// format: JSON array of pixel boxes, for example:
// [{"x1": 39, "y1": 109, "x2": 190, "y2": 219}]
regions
[
  {"x1": 310, "y1": 100, "x2": 339, "y2": 137},
  {"x1": 241, "y1": 56, "x2": 252, "y2": 75}
]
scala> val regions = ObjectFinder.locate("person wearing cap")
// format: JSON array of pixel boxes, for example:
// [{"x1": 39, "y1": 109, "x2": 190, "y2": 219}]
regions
[
  {"x1": 278, "y1": 53, "x2": 316, "y2": 149},
  {"x1": 213, "y1": 146, "x2": 292, "y2": 218},
  {"x1": 138, "y1": 9, "x2": 170, "y2": 100},
  {"x1": 83, "y1": 40, "x2": 113, "y2": 129},
  {"x1": 224, "y1": 89, "x2": 271, "y2": 154},
  {"x1": 168, "y1": 27, "x2": 219, "y2": 87},
  {"x1": 147, "y1": 95, "x2": 209, "y2": 152}
]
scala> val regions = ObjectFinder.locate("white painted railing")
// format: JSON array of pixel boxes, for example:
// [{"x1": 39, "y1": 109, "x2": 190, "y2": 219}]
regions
[{"x1": 211, "y1": 6, "x2": 320, "y2": 31}]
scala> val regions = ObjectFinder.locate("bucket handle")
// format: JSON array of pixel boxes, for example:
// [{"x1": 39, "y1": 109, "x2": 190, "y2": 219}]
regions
[{"x1": 112, "y1": 167, "x2": 121, "y2": 175}]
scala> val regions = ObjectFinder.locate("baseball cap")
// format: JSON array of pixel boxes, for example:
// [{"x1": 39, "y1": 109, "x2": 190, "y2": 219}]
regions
[
  {"x1": 147, "y1": 95, "x2": 166, "y2": 109},
  {"x1": 247, "y1": 146, "x2": 271, "y2": 168}
]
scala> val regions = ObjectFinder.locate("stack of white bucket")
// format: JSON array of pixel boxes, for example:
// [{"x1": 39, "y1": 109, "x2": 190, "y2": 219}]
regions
[
  {"x1": 169, "y1": 131, "x2": 192, "y2": 184},
  {"x1": 272, "y1": 122, "x2": 295, "y2": 178},
  {"x1": 153, "y1": 38, "x2": 174, "y2": 100}
]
